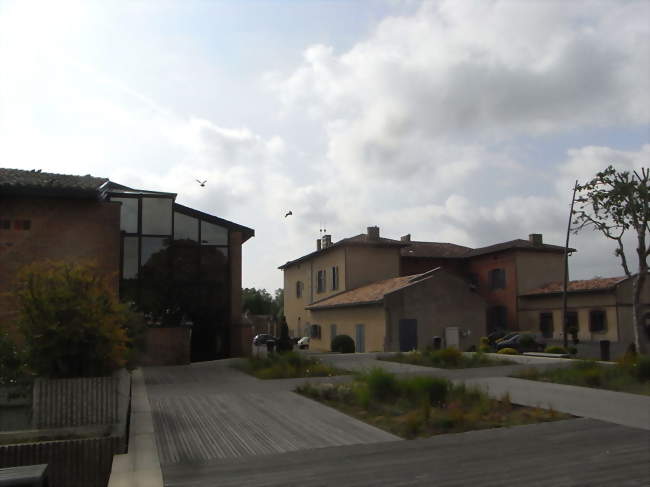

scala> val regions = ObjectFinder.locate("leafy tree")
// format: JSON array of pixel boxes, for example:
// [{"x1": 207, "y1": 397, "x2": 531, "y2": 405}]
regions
[
  {"x1": 0, "y1": 331, "x2": 29, "y2": 385},
  {"x1": 573, "y1": 166, "x2": 649, "y2": 353},
  {"x1": 13, "y1": 261, "x2": 133, "y2": 377},
  {"x1": 242, "y1": 287, "x2": 284, "y2": 319}
]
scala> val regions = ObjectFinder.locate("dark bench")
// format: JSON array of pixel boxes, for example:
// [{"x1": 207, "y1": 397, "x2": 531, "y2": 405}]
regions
[{"x1": 0, "y1": 465, "x2": 48, "y2": 487}]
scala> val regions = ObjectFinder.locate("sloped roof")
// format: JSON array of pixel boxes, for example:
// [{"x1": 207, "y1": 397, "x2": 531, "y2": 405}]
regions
[
  {"x1": 522, "y1": 276, "x2": 628, "y2": 296},
  {"x1": 466, "y1": 239, "x2": 568, "y2": 257},
  {"x1": 401, "y1": 241, "x2": 472, "y2": 258},
  {"x1": 279, "y1": 233, "x2": 407, "y2": 270},
  {"x1": 0, "y1": 168, "x2": 108, "y2": 198},
  {"x1": 306, "y1": 270, "x2": 438, "y2": 310}
]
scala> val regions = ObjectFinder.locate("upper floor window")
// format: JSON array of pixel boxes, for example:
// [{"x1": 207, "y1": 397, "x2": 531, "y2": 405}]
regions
[
  {"x1": 331, "y1": 266, "x2": 339, "y2": 290},
  {"x1": 296, "y1": 280, "x2": 303, "y2": 298},
  {"x1": 489, "y1": 268, "x2": 506, "y2": 290},
  {"x1": 0, "y1": 219, "x2": 10, "y2": 230},
  {"x1": 111, "y1": 197, "x2": 138, "y2": 233},
  {"x1": 174, "y1": 212, "x2": 199, "y2": 242},
  {"x1": 317, "y1": 270, "x2": 326, "y2": 293},
  {"x1": 142, "y1": 198, "x2": 172, "y2": 235},
  {"x1": 539, "y1": 312, "x2": 553, "y2": 339},
  {"x1": 589, "y1": 310, "x2": 607, "y2": 333},
  {"x1": 201, "y1": 221, "x2": 228, "y2": 246}
]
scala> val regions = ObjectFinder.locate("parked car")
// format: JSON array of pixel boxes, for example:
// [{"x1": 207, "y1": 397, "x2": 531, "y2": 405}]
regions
[
  {"x1": 297, "y1": 336, "x2": 310, "y2": 350},
  {"x1": 495, "y1": 333, "x2": 545, "y2": 352},
  {"x1": 253, "y1": 334, "x2": 277, "y2": 346}
]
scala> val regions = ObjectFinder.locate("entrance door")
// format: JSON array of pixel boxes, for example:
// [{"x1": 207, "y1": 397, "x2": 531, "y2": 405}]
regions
[
  {"x1": 355, "y1": 324, "x2": 365, "y2": 353},
  {"x1": 444, "y1": 327, "x2": 460, "y2": 349},
  {"x1": 398, "y1": 319, "x2": 418, "y2": 351}
]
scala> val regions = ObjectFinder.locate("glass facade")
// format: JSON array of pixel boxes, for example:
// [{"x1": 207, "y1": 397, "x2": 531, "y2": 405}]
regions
[{"x1": 110, "y1": 195, "x2": 231, "y2": 360}]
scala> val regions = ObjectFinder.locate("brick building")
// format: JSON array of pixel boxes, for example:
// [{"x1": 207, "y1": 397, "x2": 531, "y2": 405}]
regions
[{"x1": 0, "y1": 168, "x2": 254, "y2": 361}]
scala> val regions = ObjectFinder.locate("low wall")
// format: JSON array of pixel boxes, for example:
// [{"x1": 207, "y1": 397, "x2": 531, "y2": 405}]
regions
[
  {"x1": 0, "y1": 435, "x2": 122, "y2": 487},
  {"x1": 139, "y1": 327, "x2": 191, "y2": 366},
  {"x1": 0, "y1": 370, "x2": 131, "y2": 487}
]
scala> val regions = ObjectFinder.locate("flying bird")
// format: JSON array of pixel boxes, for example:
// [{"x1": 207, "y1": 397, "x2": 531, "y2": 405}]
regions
[
  {"x1": 285, "y1": 211, "x2": 293, "y2": 218},
  {"x1": 195, "y1": 179, "x2": 207, "y2": 187}
]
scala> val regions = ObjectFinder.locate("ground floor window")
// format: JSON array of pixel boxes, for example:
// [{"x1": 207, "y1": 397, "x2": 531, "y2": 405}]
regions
[{"x1": 589, "y1": 310, "x2": 607, "y2": 333}]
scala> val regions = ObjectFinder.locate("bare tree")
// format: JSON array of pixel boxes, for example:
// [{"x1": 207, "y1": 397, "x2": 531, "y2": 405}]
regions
[{"x1": 573, "y1": 166, "x2": 649, "y2": 354}]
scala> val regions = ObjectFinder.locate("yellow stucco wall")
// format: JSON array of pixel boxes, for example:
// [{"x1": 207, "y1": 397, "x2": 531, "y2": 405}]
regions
[
  {"x1": 282, "y1": 243, "x2": 402, "y2": 338},
  {"x1": 519, "y1": 293, "x2": 619, "y2": 341},
  {"x1": 346, "y1": 246, "x2": 401, "y2": 290},
  {"x1": 307, "y1": 305, "x2": 386, "y2": 352}
]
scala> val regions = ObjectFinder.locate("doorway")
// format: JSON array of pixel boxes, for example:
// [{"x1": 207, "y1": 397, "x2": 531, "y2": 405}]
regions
[{"x1": 398, "y1": 319, "x2": 418, "y2": 351}]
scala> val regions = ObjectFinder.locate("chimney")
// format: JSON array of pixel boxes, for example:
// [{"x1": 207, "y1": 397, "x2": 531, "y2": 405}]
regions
[
  {"x1": 321, "y1": 234, "x2": 332, "y2": 249},
  {"x1": 316, "y1": 239, "x2": 322, "y2": 251},
  {"x1": 400, "y1": 234, "x2": 411, "y2": 242},
  {"x1": 529, "y1": 233, "x2": 543, "y2": 246},
  {"x1": 367, "y1": 226, "x2": 380, "y2": 241}
]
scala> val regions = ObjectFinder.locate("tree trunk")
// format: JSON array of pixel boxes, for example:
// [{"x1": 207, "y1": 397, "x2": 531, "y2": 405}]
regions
[{"x1": 632, "y1": 227, "x2": 648, "y2": 355}]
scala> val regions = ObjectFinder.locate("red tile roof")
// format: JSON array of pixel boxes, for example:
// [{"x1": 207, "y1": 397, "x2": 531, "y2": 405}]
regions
[
  {"x1": 522, "y1": 276, "x2": 628, "y2": 296},
  {"x1": 306, "y1": 271, "x2": 437, "y2": 310},
  {"x1": 401, "y1": 241, "x2": 471, "y2": 258}
]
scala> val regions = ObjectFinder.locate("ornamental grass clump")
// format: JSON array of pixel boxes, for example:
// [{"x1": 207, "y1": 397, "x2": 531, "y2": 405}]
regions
[
  {"x1": 238, "y1": 351, "x2": 345, "y2": 379},
  {"x1": 382, "y1": 347, "x2": 513, "y2": 369},
  {"x1": 297, "y1": 369, "x2": 567, "y2": 439}
]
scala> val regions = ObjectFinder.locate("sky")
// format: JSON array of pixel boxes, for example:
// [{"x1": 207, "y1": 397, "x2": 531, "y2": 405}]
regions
[{"x1": 1, "y1": 0, "x2": 648, "y2": 292}]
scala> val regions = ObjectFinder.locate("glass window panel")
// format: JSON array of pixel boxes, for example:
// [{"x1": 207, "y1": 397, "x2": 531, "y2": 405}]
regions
[
  {"x1": 122, "y1": 236, "x2": 139, "y2": 279},
  {"x1": 142, "y1": 198, "x2": 172, "y2": 235},
  {"x1": 200, "y1": 246, "x2": 229, "y2": 280},
  {"x1": 201, "y1": 221, "x2": 228, "y2": 245},
  {"x1": 112, "y1": 197, "x2": 138, "y2": 233},
  {"x1": 141, "y1": 237, "x2": 169, "y2": 269},
  {"x1": 172, "y1": 244, "x2": 200, "y2": 281},
  {"x1": 174, "y1": 212, "x2": 199, "y2": 242}
]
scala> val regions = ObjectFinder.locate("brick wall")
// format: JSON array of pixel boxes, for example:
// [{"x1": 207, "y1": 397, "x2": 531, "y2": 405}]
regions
[{"x1": 0, "y1": 197, "x2": 121, "y2": 332}]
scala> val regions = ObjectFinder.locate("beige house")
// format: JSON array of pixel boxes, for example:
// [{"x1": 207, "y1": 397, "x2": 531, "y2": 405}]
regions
[
  {"x1": 280, "y1": 227, "x2": 486, "y2": 352},
  {"x1": 519, "y1": 275, "x2": 650, "y2": 358}
]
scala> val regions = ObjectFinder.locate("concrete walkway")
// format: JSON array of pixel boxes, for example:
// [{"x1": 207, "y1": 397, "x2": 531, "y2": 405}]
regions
[{"x1": 317, "y1": 352, "x2": 650, "y2": 430}]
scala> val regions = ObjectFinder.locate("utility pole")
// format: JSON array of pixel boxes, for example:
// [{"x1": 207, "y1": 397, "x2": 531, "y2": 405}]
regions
[{"x1": 562, "y1": 181, "x2": 579, "y2": 349}]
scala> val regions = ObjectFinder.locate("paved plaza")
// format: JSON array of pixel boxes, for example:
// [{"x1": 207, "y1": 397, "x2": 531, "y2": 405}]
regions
[{"x1": 143, "y1": 354, "x2": 650, "y2": 486}]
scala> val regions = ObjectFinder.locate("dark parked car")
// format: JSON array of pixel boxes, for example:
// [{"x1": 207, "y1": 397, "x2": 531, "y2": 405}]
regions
[
  {"x1": 253, "y1": 334, "x2": 277, "y2": 346},
  {"x1": 495, "y1": 333, "x2": 545, "y2": 352}
]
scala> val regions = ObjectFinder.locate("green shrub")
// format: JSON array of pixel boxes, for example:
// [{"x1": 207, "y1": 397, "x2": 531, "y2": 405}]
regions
[
  {"x1": 400, "y1": 376, "x2": 449, "y2": 406},
  {"x1": 544, "y1": 346, "x2": 568, "y2": 354},
  {"x1": 635, "y1": 355, "x2": 650, "y2": 381},
  {"x1": 13, "y1": 261, "x2": 131, "y2": 378},
  {"x1": 435, "y1": 347, "x2": 462, "y2": 366},
  {"x1": 0, "y1": 331, "x2": 29, "y2": 385},
  {"x1": 363, "y1": 367, "x2": 399, "y2": 402},
  {"x1": 479, "y1": 337, "x2": 491, "y2": 353},
  {"x1": 498, "y1": 348, "x2": 520, "y2": 355},
  {"x1": 567, "y1": 346, "x2": 578, "y2": 355},
  {"x1": 519, "y1": 334, "x2": 536, "y2": 348},
  {"x1": 331, "y1": 334, "x2": 355, "y2": 353},
  {"x1": 583, "y1": 368, "x2": 602, "y2": 387}
]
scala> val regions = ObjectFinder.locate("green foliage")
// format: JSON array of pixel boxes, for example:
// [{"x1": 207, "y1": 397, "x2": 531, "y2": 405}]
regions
[
  {"x1": 567, "y1": 346, "x2": 578, "y2": 355},
  {"x1": 383, "y1": 348, "x2": 513, "y2": 368},
  {"x1": 242, "y1": 287, "x2": 283, "y2": 318},
  {"x1": 544, "y1": 346, "x2": 568, "y2": 354},
  {"x1": 331, "y1": 334, "x2": 355, "y2": 353},
  {"x1": 277, "y1": 316, "x2": 293, "y2": 352},
  {"x1": 479, "y1": 336, "x2": 491, "y2": 353},
  {"x1": 497, "y1": 348, "x2": 520, "y2": 355},
  {"x1": 296, "y1": 369, "x2": 566, "y2": 439},
  {"x1": 518, "y1": 334, "x2": 536, "y2": 347},
  {"x1": 361, "y1": 367, "x2": 399, "y2": 402},
  {"x1": 0, "y1": 332, "x2": 29, "y2": 385},
  {"x1": 515, "y1": 358, "x2": 650, "y2": 395},
  {"x1": 636, "y1": 355, "x2": 650, "y2": 381},
  {"x1": 237, "y1": 351, "x2": 344, "y2": 379},
  {"x1": 12, "y1": 261, "x2": 131, "y2": 378}
]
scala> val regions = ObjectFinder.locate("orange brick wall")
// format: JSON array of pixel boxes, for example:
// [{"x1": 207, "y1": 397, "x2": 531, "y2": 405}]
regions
[{"x1": 0, "y1": 196, "x2": 121, "y2": 332}]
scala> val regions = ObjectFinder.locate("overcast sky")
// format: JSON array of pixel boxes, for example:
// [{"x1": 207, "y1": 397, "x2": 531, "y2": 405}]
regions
[{"x1": 1, "y1": 0, "x2": 648, "y2": 292}]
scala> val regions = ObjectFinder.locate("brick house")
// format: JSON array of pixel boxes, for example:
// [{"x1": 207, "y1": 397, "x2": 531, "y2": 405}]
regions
[{"x1": 0, "y1": 168, "x2": 254, "y2": 361}]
